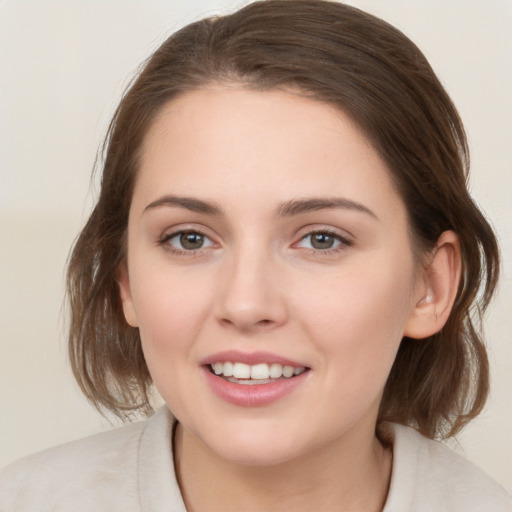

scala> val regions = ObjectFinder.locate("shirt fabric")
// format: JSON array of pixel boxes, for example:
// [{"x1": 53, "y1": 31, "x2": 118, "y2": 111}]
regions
[{"x1": 1, "y1": 406, "x2": 511, "y2": 511}]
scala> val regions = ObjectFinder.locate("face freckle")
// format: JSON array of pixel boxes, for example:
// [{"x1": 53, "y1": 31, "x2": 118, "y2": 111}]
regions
[{"x1": 118, "y1": 85, "x2": 425, "y2": 466}]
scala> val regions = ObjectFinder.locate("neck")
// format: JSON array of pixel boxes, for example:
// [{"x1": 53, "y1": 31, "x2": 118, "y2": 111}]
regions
[{"x1": 173, "y1": 421, "x2": 392, "y2": 512}]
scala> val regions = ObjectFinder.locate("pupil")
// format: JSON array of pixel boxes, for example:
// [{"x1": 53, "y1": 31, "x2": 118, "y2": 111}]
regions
[
  {"x1": 180, "y1": 232, "x2": 204, "y2": 249},
  {"x1": 312, "y1": 233, "x2": 334, "y2": 249}
]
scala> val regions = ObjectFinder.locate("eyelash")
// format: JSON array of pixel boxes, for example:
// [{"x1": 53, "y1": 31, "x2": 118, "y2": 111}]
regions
[
  {"x1": 295, "y1": 229, "x2": 352, "y2": 255},
  {"x1": 158, "y1": 230, "x2": 216, "y2": 256},
  {"x1": 158, "y1": 228, "x2": 352, "y2": 256}
]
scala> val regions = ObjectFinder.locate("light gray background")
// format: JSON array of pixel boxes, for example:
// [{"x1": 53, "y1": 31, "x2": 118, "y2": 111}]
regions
[{"x1": 1, "y1": 0, "x2": 511, "y2": 492}]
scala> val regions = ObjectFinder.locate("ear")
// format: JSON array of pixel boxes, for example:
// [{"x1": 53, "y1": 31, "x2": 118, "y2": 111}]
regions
[
  {"x1": 117, "y1": 262, "x2": 139, "y2": 327},
  {"x1": 404, "y1": 230, "x2": 461, "y2": 339}
]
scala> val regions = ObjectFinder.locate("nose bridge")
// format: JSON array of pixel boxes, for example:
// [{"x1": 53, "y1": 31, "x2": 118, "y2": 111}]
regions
[{"x1": 216, "y1": 237, "x2": 287, "y2": 331}]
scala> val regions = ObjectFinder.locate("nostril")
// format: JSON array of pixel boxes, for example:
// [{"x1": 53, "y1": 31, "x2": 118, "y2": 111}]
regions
[
  {"x1": 219, "y1": 318, "x2": 234, "y2": 327},
  {"x1": 219, "y1": 317, "x2": 275, "y2": 330}
]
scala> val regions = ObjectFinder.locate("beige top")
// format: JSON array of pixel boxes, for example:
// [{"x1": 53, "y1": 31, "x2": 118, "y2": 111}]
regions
[{"x1": 1, "y1": 406, "x2": 511, "y2": 511}]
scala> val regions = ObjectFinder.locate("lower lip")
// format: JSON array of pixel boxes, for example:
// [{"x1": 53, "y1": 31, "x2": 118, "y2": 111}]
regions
[{"x1": 201, "y1": 367, "x2": 309, "y2": 407}]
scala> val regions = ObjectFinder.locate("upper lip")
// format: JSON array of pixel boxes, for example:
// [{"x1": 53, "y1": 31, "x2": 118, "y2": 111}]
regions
[{"x1": 200, "y1": 350, "x2": 308, "y2": 368}]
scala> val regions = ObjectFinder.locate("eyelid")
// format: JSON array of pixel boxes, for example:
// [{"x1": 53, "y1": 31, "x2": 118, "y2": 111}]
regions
[
  {"x1": 158, "y1": 222, "x2": 216, "y2": 240},
  {"x1": 158, "y1": 224, "x2": 220, "y2": 254},
  {"x1": 292, "y1": 226, "x2": 354, "y2": 253},
  {"x1": 296, "y1": 232, "x2": 341, "y2": 248},
  {"x1": 295, "y1": 225, "x2": 353, "y2": 243},
  {"x1": 167, "y1": 231, "x2": 214, "y2": 248}
]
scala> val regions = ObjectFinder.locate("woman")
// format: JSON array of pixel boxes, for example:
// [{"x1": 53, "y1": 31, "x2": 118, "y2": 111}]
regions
[{"x1": 1, "y1": 1, "x2": 510, "y2": 510}]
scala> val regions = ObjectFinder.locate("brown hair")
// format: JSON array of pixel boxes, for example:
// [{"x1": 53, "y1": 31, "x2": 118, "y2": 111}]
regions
[{"x1": 67, "y1": 0, "x2": 499, "y2": 438}]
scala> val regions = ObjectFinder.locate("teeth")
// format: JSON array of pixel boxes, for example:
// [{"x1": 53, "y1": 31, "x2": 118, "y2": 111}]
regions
[
  {"x1": 251, "y1": 363, "x2": 270, "y2": 379},
  {"x1": 232, "y1": 362, "x2": 251, "y2": 379},
  {"x1": 210, "y1": 361, "x2": 306, "y2": 380},
  {"x1": 223, "y1": 361, "x2": 234, "y2": 377},
  {"x1": 269, "y1": 363, "x2": 283, "y2": 379},
  {"x1": 282, "y1": 365, "x2": 294, "y2": 378}
]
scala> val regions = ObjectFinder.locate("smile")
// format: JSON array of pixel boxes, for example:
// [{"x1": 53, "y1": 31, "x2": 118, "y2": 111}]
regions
[
  {"x1": 210, "y1": 362, "x2": 306, "y2": 384},
  {"x1": 202, "y1": 357, "x2": 310, "y2": 406}
]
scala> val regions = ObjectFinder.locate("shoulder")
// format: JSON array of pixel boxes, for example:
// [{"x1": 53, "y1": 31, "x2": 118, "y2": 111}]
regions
[
  {"x1": 0, "y1": 418, "x2": 147, "y2": 512},
  {"x1": 384, "y1": 423, "x2": 512, "y2": 512}
]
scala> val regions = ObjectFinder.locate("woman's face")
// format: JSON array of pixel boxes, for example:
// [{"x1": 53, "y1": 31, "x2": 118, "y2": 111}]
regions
[{"x1": 120, "y1": 86, "x2": 426, "y2": 465}]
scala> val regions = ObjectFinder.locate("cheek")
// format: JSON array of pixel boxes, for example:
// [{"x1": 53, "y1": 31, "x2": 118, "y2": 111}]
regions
[
  {"x1": 131, "y1": 271, "x2": 215, "y2": 412},
  {"x1": 128, "y1": 263, "x2": 214, "y2": 369},
  {"x1": 298, "y1": 255, "x2": 416, "y2": 386}
]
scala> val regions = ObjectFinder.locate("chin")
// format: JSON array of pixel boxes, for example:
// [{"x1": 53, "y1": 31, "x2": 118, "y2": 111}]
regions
[
  {"x1": 194, "y1": 419, "x2": 314, "y2": 467},
  {"x1": 214, "y1": 440, "x2": 300, "y2": 467}
]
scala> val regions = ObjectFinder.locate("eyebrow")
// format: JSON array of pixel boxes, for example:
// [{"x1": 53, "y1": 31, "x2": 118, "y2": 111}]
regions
[
  {"x1": 143, "y1": 194, "x2": 377, "y2": 220},
  {"x1": 143, "y1": 195, "x2": 222, "y2": 215},
  {"x1": 276, "y1": 197, "x2": 378, "y2": 220}
]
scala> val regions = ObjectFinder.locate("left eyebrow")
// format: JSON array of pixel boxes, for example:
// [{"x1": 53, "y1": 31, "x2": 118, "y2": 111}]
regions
[{"x1": 275, "y1": 197, "x2": 378, "y2": 220}]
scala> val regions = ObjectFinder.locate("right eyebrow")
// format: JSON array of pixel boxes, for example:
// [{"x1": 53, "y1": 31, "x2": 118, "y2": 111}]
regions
[{"x1": 142, "y1": 195, "x2": 223, "y2": 216}]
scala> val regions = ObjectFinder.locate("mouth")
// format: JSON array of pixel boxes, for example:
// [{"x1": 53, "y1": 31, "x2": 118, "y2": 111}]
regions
[
  {"x1": 208, "y1": 361, "x2": 308, "y2": 385},
  {"x1": 201, "y1": 351, "x2": 311, "y2": 406}
]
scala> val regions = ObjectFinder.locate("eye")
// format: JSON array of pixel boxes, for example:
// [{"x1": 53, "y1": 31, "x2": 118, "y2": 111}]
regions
[
  {"x1": 296, "y1": 230, "x2": 349, "y2": 251},
  {"x1": 163, "y1": 230, "x2": 215, "y2": 251}
]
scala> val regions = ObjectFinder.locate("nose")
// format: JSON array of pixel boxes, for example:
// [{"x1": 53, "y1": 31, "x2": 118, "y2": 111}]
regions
[{"x1": 215, "y1": 246, "x2": 288, "y2": 333}]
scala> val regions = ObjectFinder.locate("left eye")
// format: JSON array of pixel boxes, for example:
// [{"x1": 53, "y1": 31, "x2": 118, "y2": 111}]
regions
[
  {"x1": 297, "y1": 232, "x2": 344, "y2": 250},
  {"x1": 166, "y1": 231, "x2": 215, "y2": 251}
]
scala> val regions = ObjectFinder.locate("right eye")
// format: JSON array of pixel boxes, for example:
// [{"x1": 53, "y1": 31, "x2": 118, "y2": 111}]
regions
[{"x1": 162, "y1": 230, "x2": 215, "y2": 252}]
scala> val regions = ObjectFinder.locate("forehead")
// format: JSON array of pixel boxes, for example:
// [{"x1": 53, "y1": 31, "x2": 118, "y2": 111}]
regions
[{"x1": 134, "y1": 86, "x2": 406, "y2": 224}]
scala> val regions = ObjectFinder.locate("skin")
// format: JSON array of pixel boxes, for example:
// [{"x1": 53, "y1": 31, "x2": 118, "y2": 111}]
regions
[{"x1": 119, "y1": 86, "x2": 460, "y2": 511}]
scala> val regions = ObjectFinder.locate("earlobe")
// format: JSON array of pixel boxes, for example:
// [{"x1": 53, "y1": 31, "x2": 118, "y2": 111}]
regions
[
  {"x1": 117, "y1": 262, "x2": 139, "y2": 327},
  {"x1": 404, "y1": 231, "x2": 461, "y2": 339},
  {"x1": 417, "y1": 294, "x2": 433, "y2": 306}
]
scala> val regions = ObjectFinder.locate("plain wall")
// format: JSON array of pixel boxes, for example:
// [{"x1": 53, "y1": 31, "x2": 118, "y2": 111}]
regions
[{"x1": 1, "y1": 0, "x2": 511, "y2": 493}]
